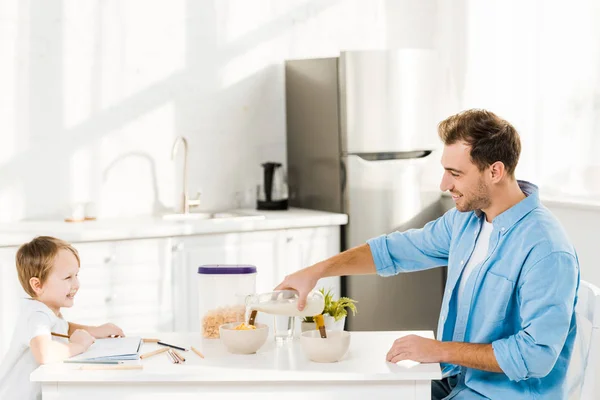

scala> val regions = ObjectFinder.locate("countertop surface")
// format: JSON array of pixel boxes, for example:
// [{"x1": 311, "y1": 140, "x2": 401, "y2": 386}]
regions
[
  {"x1": 0, "y1": 208, "x2": 348, "y2": 247},
  {"x1": 31, "y1": 331, "x2": 442, "y2": 383}
]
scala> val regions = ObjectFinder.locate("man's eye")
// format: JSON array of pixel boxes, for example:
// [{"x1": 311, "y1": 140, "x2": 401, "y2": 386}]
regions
[{"x1": 450, "y1": 172, "x2": 459, "y2": 177}]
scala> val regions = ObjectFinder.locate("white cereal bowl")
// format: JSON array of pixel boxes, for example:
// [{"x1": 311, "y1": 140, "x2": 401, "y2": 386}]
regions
[
  {"x1": 219, "y1": 322, "x2": 269, "y2": 354},
  {"x1": 300, "y1": 330, "x2": 351, "y2": 363}
]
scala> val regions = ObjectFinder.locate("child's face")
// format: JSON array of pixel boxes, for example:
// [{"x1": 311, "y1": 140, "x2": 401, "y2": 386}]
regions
[{"x1": 37, "y1": 249, "x2": 80, "y2": 313}]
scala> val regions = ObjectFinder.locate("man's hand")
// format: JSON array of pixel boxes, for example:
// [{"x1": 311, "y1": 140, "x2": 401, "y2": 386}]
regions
[
  {"x1": 69, "y1": 329, "x2": 96, "y2": 351},
  {"x1": 88, "y1": 323, "x2": 125, "y2": 339},
  {"x1": 274, "y1": 264, "x2": 322, "y2": 311},
  {"x1": 386, "y1": 334, "x2": 444, "y2": 363}
]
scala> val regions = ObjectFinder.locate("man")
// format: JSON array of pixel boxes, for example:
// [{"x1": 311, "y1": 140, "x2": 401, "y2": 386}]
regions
[{"x1": 276, "y1": 109, "x2": 579, "y2": 399}]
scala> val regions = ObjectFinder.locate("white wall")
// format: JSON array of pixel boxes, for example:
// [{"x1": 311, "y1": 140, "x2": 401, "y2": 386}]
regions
[
  {"x1": 545, "y1": 203, "x2": 600, "y2": 288},
  {"x1": 1, "y1": 0, "x2": 416, "y2": 222}
]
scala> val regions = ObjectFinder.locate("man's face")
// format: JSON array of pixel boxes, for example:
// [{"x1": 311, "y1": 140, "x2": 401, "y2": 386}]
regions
[{"x1": 439, "y1": 142, "x2": 491, "y2": 212}]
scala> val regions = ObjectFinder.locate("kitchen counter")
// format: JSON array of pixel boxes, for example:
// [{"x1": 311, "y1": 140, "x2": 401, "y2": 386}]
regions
[
  {"x1": 0, "y1": 208, "x2": 348, "y2": 247},
  {"x1": 31, "y1": 331, "x2": 441, "y2": 400}
]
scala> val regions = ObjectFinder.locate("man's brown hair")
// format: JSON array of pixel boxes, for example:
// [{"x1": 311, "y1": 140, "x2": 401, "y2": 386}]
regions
[
  {"x1": 16, "y1": 236, "x2": 80, "y2": 297},
  {"x1": 437, "y1": 109, "x2": 521, "y2": 177}
]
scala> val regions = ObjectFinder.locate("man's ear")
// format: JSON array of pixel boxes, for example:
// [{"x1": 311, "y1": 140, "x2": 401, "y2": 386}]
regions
[
  {"x1": 29, "y1": 277, "x2": 43, "y2": 297},
  {"x1": 489, "y1": 161, "x2": 506, "y2": 183}
]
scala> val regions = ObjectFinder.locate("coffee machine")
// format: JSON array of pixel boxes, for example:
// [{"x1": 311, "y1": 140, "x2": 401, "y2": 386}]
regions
[{"x1": 257, "y1": 162, "x2": 288, "y2": 210}]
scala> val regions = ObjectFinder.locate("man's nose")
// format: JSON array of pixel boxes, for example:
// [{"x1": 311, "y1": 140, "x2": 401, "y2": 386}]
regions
[{"x1": 440, "y1": 172, "x2": 452, "y2": 192}]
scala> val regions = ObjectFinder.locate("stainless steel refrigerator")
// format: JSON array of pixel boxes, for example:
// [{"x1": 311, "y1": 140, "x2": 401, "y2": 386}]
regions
[{"x1": 285, "y1": 50, "x2": 447, "y2": 332}]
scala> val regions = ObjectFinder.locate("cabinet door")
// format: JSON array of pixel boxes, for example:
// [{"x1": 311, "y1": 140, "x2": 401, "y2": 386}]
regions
[
  {"x1": 173, "y1": 233, "x2": 243, "y2": 331},
  {"x1": 238, "y1": 231, "x2": 280, "y2": 294},
  {"x1": 280, "y1": 227, "x2": 341, "y2": 298},
  {"x1": 108, "y1": 238, "x2": 173, "y2": 333},
  {"x1": 62, "y1": 239, "x2": 174, "y2": 334},
  {"x1": 0, "y1": 247, "x2": 22, "y2": 360},
  {"x1": 61, "y1": 242, "x2": 114, "y2": 327},
  {"x1": 174, "y1": 231, "x2": 281, "y2": 332}
]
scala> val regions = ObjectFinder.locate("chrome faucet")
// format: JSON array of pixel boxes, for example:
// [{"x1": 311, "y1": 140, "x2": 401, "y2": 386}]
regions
[{"x1": 171, "y1": 136, "x2": 200, "y2": 214}]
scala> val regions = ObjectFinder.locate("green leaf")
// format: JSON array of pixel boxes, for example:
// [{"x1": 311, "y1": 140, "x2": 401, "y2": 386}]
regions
[{"x1": 317, "y1": 287, "x2": 358, "y2": 320}]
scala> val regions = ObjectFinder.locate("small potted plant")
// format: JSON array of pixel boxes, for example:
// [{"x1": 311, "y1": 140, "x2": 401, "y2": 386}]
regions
[{"x1": 301, "y1": 288, "x2": 357, "y2": 332}]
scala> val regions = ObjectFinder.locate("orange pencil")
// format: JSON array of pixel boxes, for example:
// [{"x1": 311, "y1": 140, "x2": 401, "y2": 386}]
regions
[{"x1": 191, "y1": 346, "x2": 205, "y2": 359}]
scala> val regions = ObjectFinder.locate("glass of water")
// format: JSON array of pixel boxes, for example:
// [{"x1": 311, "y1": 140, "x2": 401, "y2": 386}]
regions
[{"x1": 273, "y1": 315, "x2": 295, "y2": 344}]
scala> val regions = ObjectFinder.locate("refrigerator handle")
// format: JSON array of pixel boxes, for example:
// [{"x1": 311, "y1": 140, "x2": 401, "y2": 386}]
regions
[{"x1": 340, "y1": 159, "x2": 347, "y2": 194}]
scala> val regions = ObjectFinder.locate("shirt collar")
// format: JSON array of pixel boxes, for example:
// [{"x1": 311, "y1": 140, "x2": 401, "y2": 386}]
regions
[{"x1": 475, "y1": 180, "x2": 540, "y2": 233}]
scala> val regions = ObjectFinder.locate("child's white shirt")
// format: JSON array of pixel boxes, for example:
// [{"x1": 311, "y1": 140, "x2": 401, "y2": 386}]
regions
[{"x1": 0, "y1": 298, "x2": 69, "y2": 400}]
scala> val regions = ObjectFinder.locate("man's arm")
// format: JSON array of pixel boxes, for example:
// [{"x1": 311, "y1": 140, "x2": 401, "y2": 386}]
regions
[
  {"x1": 441, "y1": 342, "x2": 502, "y2": 372},
  {"x1": 316, "y1": 243, "x2": 376, "y2": 277},
  {"x1": 386, "y1": 334, "x2": 502, "y2": 373},
  {"x1": 491, "y1": 251, "x2": 578, "y2": 381},
  {"x1": 276, "y1": 208, "x2": 458, "y2": 309}
]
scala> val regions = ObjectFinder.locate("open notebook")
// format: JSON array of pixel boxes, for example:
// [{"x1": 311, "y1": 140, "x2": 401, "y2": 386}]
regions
[{"x1": 67, "y1": 337, "x2": 142, "y2": 361}]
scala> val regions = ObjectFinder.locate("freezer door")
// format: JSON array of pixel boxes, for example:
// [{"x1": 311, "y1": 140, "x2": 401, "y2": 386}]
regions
[
  {"x1": 340, "y1": 50, "x2": 441, "y2": 154},
  {"x1": 343, "y1": 153, "x2": 442, "y2": 247},
  {"x1": 342, "y1": 153, "x2": 446, "y2": 332}
]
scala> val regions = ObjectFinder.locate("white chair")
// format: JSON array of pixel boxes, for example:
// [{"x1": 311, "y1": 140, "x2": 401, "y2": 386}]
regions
[{"x1": 566, "y1": 280, "x2": 600, "y2": 399}]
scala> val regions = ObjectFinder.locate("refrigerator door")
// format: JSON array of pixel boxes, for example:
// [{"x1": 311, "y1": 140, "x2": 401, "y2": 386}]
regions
[
  {"x1": 340, "y1": 50, "x2": 441, "y2": 154},
  {"x1": 342, "y1": 153, "x2": 446, "y2": 332}
]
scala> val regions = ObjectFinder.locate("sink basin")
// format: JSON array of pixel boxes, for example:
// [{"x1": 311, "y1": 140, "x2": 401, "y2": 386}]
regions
[{"x1": 162, "y1": 211, "x2": 265, "y2": 221}]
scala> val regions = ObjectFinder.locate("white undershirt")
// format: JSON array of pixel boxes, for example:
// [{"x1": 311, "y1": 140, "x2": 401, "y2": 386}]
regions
[{"x1": 457, "y1": 219, "x2": 494, "y2": 308}]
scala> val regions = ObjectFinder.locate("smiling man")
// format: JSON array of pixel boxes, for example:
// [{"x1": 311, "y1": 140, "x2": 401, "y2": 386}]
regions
[{"x1": 276, "y1": 109, "x2": 579, "y2": 399}]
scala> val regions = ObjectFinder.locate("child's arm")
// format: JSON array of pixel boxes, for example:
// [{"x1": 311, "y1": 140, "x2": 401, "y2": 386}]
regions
[
  {"x1": 30, "y1": 329, "x2": 95, "y2": 364},
  {"x1": 69, "y1": 322, "x2": 125, "y2": 338}
]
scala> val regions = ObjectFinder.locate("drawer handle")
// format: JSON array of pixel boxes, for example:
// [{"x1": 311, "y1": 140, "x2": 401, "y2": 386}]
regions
[
  {"x1": 104, "y1": 255, "x2": 115, "y2": 264},
  {"x1": 172, "y1": 243, "x2": 184, "y2": 252}
]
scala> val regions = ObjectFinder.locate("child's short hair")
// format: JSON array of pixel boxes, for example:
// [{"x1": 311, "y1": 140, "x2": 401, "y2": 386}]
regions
[{"x1": 16, "y1": 236, "x2": 80, "y2": 297}]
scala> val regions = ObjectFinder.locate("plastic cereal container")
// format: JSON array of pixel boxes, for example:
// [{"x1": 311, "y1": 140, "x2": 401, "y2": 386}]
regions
[{"x1": 197, "y1": 265, "x2": 257, "y2": 338}]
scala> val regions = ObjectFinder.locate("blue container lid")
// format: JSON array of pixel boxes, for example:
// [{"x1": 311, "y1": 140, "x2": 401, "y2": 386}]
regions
[{"x1": 197, "y1": 265, "x2": 257, "y2": 275}]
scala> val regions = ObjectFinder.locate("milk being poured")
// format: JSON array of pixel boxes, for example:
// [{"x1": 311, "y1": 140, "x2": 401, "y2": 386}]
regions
[{"x1": 245, "y1": 290, "x2": 325, "y2": 317}]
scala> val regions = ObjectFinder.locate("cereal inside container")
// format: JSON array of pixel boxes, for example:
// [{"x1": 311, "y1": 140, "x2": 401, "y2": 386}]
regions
[{"x1": 197, "y1": 265, "x2": 257, "y2": 339}]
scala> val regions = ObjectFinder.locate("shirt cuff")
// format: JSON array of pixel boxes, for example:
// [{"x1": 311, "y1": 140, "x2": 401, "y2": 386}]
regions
[
  {"x1": 492, "y1": 337, "x2": 528, "y2": 382},
  {"x1": 367, "y1": 235, "x2": 397, "y2": 277}
]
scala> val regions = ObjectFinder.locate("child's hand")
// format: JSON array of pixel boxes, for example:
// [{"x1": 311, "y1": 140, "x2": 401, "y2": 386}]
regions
[
  {"x1": 90, "y1": 323, "x2": 125, "y2": 339},
  {"x1": 70, "y1": 329, "x2": 95, "y2": 351}
]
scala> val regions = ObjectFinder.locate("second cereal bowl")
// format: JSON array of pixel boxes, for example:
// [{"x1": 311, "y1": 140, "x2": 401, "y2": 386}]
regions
[
  {"x1": 219, "y1": 322, "x2": 269, "y2": 354},
  {"x1": 300, "y1": 330, "x2": 351, "y2": 363}
]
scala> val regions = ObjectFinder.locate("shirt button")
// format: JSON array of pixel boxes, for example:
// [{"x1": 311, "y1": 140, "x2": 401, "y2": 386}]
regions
[
  {"x1": 441, "y1": 315, "x2": 446, "y2": 321},
  {"x1": 460, "y1": 260, "x2": 464, "y2": 265},
  {"x1": 501, "y1": 227, "x2": 506, "y2": 232}
]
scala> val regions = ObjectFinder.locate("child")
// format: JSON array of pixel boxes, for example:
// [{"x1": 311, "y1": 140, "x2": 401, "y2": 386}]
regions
[{"x1": 0, "y1": 236, "x2": 125, "y2": 400}]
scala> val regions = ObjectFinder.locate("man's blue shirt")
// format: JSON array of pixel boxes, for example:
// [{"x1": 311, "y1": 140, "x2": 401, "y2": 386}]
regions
[{"x1": 367, "y1": 181, "x2": 579, "y2": 399}]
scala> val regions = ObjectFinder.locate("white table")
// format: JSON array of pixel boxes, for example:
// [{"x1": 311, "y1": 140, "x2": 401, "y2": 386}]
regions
[{"x1": 31, "y1": 331, "x2": 442, "y2": 400}]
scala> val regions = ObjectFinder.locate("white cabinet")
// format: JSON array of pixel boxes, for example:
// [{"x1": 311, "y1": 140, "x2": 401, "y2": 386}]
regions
[
  {"x1": 0, "y1": 247, "x2": 24, "y2": 359},
  {"x1": 277, "y1": 226, "x2": 341, "y2": 299},
  {"x1": 172, "y1": 231, "x2": 281, "y2": 332},
  {"x1": 62, "y1": 238, "x2": 174, "y2": 334},
  {"x1": 173, "y1": 226, "x2": 341, "y2": 331}
]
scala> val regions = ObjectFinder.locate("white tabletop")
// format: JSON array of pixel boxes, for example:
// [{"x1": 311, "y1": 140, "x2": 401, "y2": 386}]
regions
[{"x1": 31, "y1": 331, "x2": 442, "y2": 383}]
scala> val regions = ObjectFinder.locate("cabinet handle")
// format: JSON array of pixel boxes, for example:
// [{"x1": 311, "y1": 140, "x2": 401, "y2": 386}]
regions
[
  {"x1": 172, "y1": 242, "x2": 184, "y2": 252},
  {"x1": 104, "y1": 296, "x2": 113, "y2": 304},
  {"x1": 104, "y1": 255, "x2": 115, "y2": 264},
  {"x1": 286, "y1": 237, "x2": 293, "y2": 243}
]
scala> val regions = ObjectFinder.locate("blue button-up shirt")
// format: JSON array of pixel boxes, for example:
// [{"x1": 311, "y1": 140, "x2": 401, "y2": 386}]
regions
[{"x1": 367, "y1": 181, "x2": 579, "y2": 399}]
